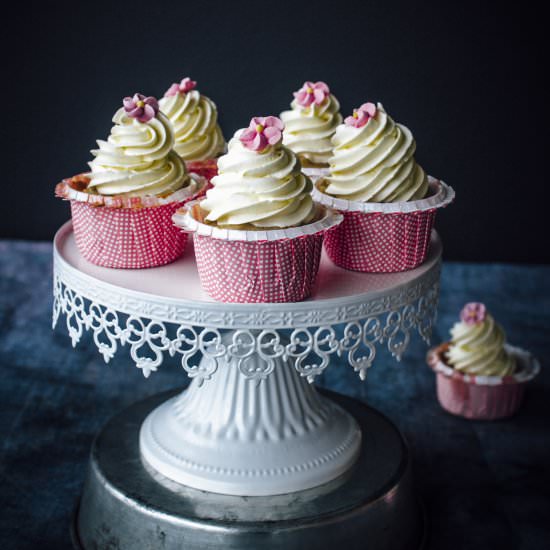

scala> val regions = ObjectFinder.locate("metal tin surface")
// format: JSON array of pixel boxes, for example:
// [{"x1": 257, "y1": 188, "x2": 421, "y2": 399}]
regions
[{"x1": 74, "y1": 389, "x2": 426, "y2": 550}]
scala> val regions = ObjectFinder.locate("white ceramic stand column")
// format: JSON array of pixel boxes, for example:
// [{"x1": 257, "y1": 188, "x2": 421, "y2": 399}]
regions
[{"x1": 139, "y1": 337, "x2": 362, "y2": 496}]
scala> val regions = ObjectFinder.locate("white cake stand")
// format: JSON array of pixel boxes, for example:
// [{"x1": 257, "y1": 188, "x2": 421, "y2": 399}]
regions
[{"x1": 53, "y1": 221, "x2": 441, "y2": 549}]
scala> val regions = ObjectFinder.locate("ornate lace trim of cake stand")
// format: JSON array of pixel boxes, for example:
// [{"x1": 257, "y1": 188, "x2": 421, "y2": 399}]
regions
[{"x1": 52, "y1": 224, "x2": 441, "y2": 383}]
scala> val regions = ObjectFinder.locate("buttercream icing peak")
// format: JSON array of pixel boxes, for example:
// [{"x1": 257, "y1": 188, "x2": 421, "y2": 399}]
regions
[{"x1": 446, "y1": 306, "x2": 516, "y2": 376}]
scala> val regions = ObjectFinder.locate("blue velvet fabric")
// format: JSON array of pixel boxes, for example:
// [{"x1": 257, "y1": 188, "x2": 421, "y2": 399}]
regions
[{"x1": 0, "y1": 241, "x2": 549, "y2": 549}]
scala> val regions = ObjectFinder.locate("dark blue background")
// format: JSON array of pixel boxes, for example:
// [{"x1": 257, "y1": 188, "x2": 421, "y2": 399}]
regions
[{"x1": 4, "y1": 1, "x2": 547, "y2": 262}]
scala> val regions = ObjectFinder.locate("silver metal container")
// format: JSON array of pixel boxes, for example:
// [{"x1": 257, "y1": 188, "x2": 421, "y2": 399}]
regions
[{"x1": 73, "y1": 389, "x2": 425, "y2": 550}]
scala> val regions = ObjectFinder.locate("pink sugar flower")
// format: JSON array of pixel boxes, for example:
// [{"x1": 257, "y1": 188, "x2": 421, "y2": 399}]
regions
[
  {"x1": 358, "y1": 102, "x2": 377, "y2": 117},
  {"x1": 344, "y1": 102, "x2": 377, "y2": 128},
  {"x1": 460, "y1": 302, "x2": 487, "y2": 325},
  {"x1": 293, "y1": 81, "x2": 330, "y2": 107},
  {"x1": 164, "y1": 77, "x2": 197, "y2": 97},
  {"x1": 123, "y1": 93, "x2": 159, "y2": 123},
  {"x1": 240, "y1": 116, "x2": 284, "y2": 152}
]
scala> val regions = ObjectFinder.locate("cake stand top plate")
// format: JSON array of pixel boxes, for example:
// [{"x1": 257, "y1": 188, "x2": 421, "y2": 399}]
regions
[{"x1": 53, "y1": 221, "x2": 441, "y2": 330}]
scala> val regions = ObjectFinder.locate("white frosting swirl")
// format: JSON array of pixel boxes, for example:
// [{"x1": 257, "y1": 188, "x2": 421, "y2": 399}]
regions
[
  {"x1": 88, "y1": 108, "x2": 189, "y2": 197},
  {"x1": 324, "y1": 103, "x2": 428, "y2": 202},
  {"x1": 280, "y1": 94, "x2": 342, "y2": 166},
  {"x1": 201, "y1": 130, "x2": 315, "y2": 228},
  {"x1": 446, "y1": 315, "x2": 516, "y2": 376},
  {"x1": 159, "y1": 90, "x2": 225, "y2": 162}
]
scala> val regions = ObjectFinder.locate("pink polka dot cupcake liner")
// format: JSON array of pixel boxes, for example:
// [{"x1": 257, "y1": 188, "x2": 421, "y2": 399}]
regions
[
  {"x1": 173, "y1": 202, "x2": 343, "y2": 303},
  {"x1": 55, "y1": 174, "x2": 207, "y2": 269},
  {"x1": 312, "y1": 177, "x2": 455, "y2": 273},
  {"x1": 427, "y1": 343, "x2": 540, "y2": 420},
  {"x1": 185, "y1": 159, "x2": 219, "y2": 185}
]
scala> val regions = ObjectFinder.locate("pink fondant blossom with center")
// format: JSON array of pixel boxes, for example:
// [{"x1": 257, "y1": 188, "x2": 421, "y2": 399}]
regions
[
  {"x1": 240, "y1": 116, "x2": 284, "y2": 152},
  {"x1": 460, "y1": 302, "x2": 487, "y2": 325},
  {"x1": 123, "y1": 93, "x2": 159, "y2": 123},
  {"x1": 293, "y1": 81, "x2": 330, "y2": 107},
  {"x1": 164, "y1": 77, "x2": 197, "y2": 97},
  {"x1": 344, "y1": 102, "x2": 377, "y2": 128}
]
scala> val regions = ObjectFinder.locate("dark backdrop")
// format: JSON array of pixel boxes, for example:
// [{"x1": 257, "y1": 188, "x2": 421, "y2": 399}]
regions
[{"x1": 4, "y1": 1, "x2": 546, "y2": 262}]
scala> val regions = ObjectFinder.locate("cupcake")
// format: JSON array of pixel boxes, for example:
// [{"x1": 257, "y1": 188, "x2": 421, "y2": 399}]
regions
[
  {"x1": 427, "y1": 303, "x2": 540, "y2": 420},
  {"x1": 173, "y1": 116, "x2": 342, "y2": 303},
  {"x1": 312, "y1": 102, "x2": 454, "y2": 273},
  {"x1": 159, "y1": 77, "x2": 225, "y2": 182},
  {"x1": 55, "y1": 93, "x2": 204, "y2": 269},
  {"x1": 280, "y1": 81, "x2": 342, "y2": 179}
]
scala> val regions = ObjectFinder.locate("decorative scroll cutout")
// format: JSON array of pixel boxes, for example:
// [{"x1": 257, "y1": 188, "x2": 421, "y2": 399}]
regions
[{"x1": 53, "y1": 271, "x2": 440, "y2": 382}]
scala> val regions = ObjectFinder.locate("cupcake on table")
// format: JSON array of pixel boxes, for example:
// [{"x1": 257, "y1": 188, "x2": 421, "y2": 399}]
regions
[
  {"x1": 173, "y1": 115, "x2": 342, "y2": 303},
  {"x1": 55, "y1": 93, "x2": 204, "y2": 269},
  {"x1": 280, "y1": 81, "x2": 342, "y2": 179},
  {"x1": 427, "y1": 303, "x2": 540, "y2": 420},
  {"x1": 159, "y1": 77, "x2": 225, "y2": 182},
  {"x1": 313, "y1": 102, "x2": 454, "y2": 273}
]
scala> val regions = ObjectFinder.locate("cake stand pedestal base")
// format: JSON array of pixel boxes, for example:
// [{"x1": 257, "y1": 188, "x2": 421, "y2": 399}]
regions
[{"x1": 73, "y1": 389, "x2": 426, "y2": 550}]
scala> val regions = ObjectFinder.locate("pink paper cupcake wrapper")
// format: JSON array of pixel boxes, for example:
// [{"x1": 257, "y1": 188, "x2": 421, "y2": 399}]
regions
[
  {"x1": 427, "y1": 343, "x2": 540, "y2": 420},
  {"x1": 193, "y1": 233, "x2": 324, "y2": 303},
  {"x1": 185, "y1": 159, "x2": 219, "y2": 184},
  {"x1": 174, "y1": 203, "x2": 343, "y2": 303},
  {"x1": 313, "y1": 177, "x2": 454, "y2": 273},
  {"x1": 57, "y1": 174, "x2": 207, "y2": 269},
  {"x1": 70, "y1": 201, "x2": 187, "y2": 269}
]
